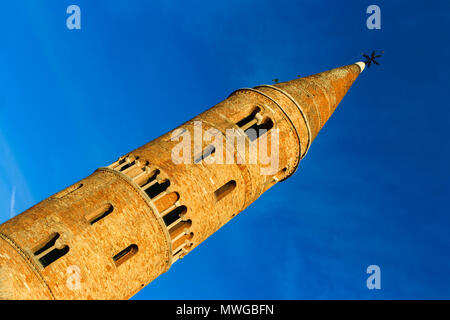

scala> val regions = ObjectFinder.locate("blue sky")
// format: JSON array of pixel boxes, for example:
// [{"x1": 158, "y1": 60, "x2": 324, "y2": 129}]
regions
[{"x1": 0, "y1": 0, "x2": 449, "y2": 299}]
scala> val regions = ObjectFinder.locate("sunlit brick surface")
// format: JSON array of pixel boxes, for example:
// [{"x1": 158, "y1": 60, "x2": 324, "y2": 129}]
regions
[{"x1": 0, "y1": 63, "x2": 362, "y2": 299}]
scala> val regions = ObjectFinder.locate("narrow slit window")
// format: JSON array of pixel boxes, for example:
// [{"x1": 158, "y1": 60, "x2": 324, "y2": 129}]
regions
[
  {"x1": 214, "y1": 180, "x2": 237, "y2": 202},
  {"x1": 53, "y1": 183, "x2": 83, "y2": 199},
  {"x1": 245, "y1": 117, "x2": 274, "y2": 142},
  {"x1": 163, "y1": 206, "x2": 187, "y2": 226},
  {"x1": 134, "y1": 168, "x2": 158, "y2": 187},
  {"x1": 86, "y1": 203, "x2": 114, "y2": 225},
  {"x1": 38, "y1": 246, "x2": 70, "y2": 268},
  {"x1": 113, "y1": 244, "x2": 138, "y2": 267},
  {"x1": 169, "y1": 219, "x2": 192, "y2": 238},
  {"x1": 33, "y1": 233, "x2": 60, "y2": 256},
  {"x1": 138, "y1": 170, "x2": 160, "y2": 188},
  {"x1": 119, "y1": 161, "x2": 135, "y2": 172},
  {"x1": 194, "y1": 145, "x2": 216, "y2": 163},
  {"x1": 145, "y1": 179, "x2": 170, "y2": 199},
  {"x1": 117, "y1": 156, "x2": 140, "y2": 172},
  {"x1": 236, "y1": 107, "x2": 261, "y2": 130},
  {"x1": 33, "y1": 232, "x2": 70, "y2": 268}
]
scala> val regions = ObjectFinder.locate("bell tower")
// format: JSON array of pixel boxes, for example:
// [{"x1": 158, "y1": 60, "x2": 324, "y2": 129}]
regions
[{"x1": 0, "y1": 62, "x2": 364, "y2": 299}]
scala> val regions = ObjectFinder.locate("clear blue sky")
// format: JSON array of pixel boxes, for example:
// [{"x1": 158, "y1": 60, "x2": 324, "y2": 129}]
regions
[{"x1": 0, "y1": 1, "x2": 449, "y2": 299}]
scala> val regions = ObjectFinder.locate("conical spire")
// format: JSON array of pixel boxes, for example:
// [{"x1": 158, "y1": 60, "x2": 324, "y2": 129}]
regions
[
  {"x1": 274, "y1": 62, "x2": 363, "y2": 140},
  {"x1": 255, "y1": 62, "x2": 363, "y2": 159}
]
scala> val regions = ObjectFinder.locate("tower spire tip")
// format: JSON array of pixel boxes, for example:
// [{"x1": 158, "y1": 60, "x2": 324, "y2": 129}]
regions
[{"x1": 355, "y1": 61, "x2": 366, "y2": 73}]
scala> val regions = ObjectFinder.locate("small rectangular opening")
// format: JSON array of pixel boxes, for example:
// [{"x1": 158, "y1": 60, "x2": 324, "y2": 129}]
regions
[
  {"x1": 214, "y1": 180, "x2": 237, "y2": 202},
  {"x1": 245, "y1": 117, "x2": 274, "y2": 142},
  {"x1": 113, "y1": 244, "x2": 139, "y2": 267},
  {"x1": 86, "y1": 203, "x2": 114, "y2": 225},
  {"x1": 169, "y1": 219, "x2": 192, "y2": 238},
  {"x1": 134, "y1": 168, "x2": 158, "y2": 186},
  {"x1": 117, "y1": 156, "x2": 139, "y2": 172},
  {"x1": 119, "y1": 162, "x2": 134, "y2": 172},
  {"x1": 53, "y1": 183, "x2": 83, "y2": 199},
  {"x1": 236, "y1": 107, "x2": 261, "y2": 129},
  {"x1": 38, "y1": 246, "x2": 70, "y2": 268},
  {"x1": 145, "y1": 180, "x2": 170, "y2": 199},
  {"x1": 33, "y1": 232, "x2": 70, "y2": 268},
  {"x1": 194, "y1": 145, "x2": 216, "y2": 163},
  {"x1": 33, "y1": 233, "x2": 60, "y2": 256},
  {"x1": 163, "y1": 206, "x2": 187, "y2": 226}
]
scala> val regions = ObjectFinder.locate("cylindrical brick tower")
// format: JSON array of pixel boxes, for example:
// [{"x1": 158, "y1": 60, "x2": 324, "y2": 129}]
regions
[{"x1": 0, "y1": 62, "x2": 364, "y2": 299}]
